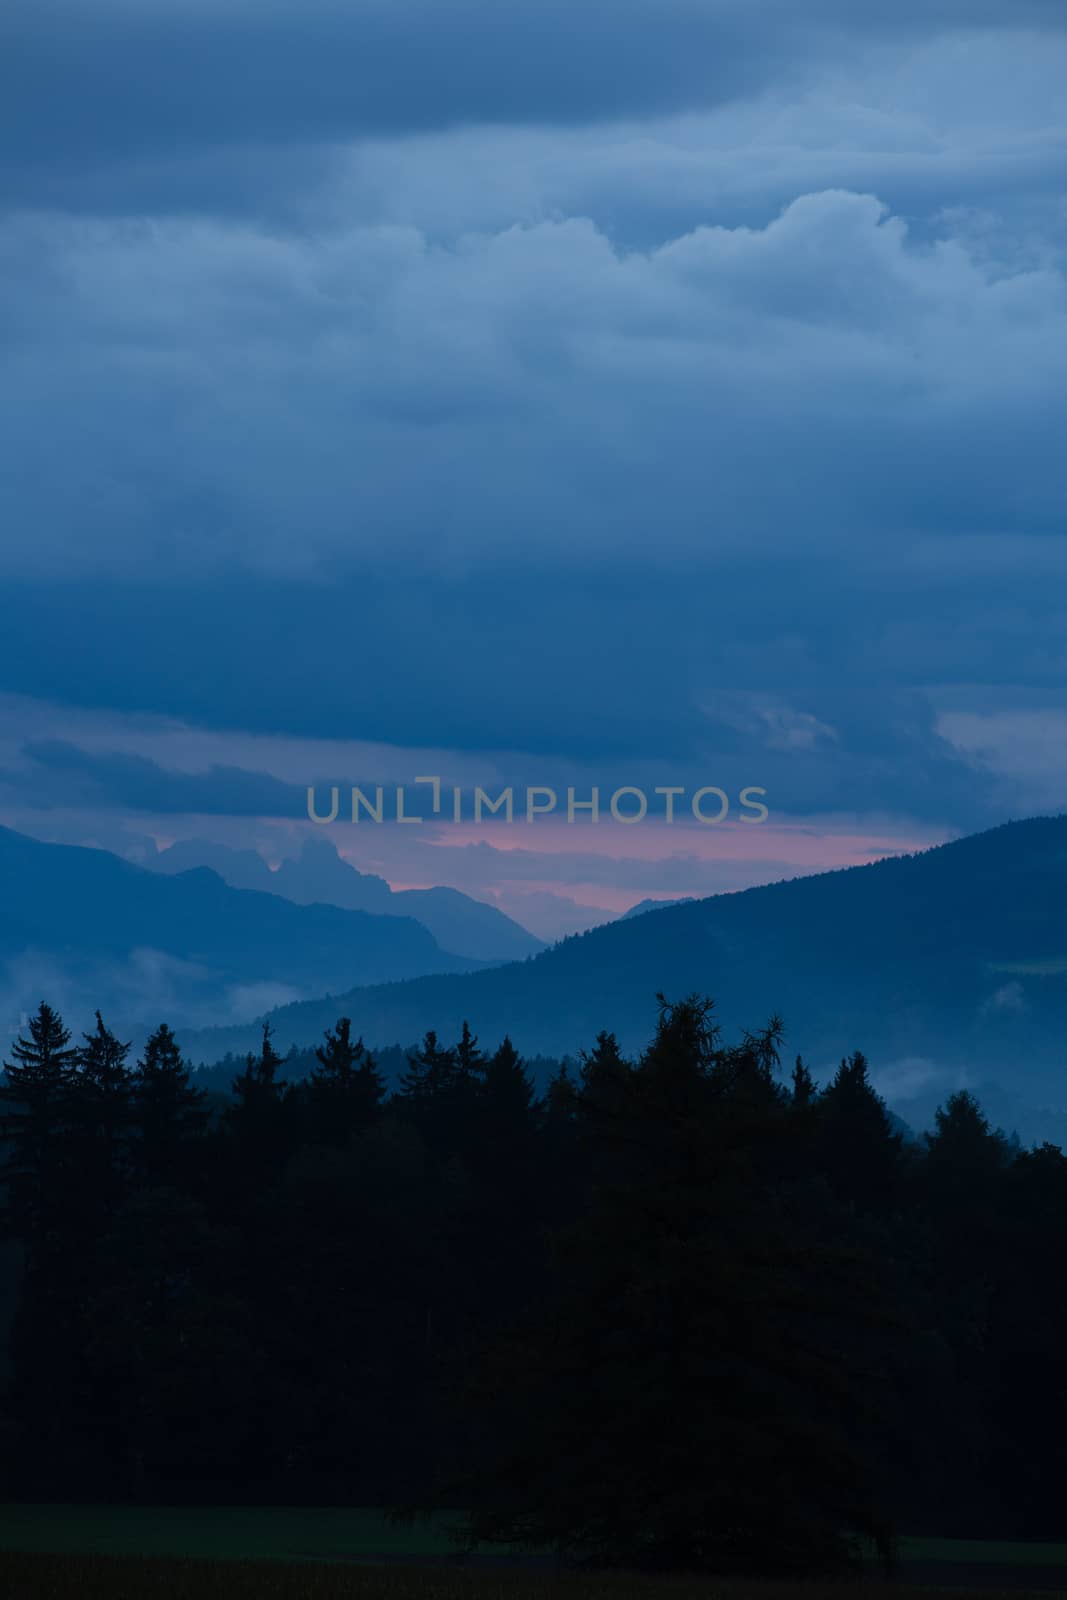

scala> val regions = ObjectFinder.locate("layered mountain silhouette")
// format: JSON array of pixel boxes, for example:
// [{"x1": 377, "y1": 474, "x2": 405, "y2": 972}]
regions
[
  {"x1": 181, "y1": 815, "x2": 1067, "y2": 1133},
  {"x1": 0, "y1": 826, "x2": 486, "y2": 1044},
  {"x1": 148, "y1": 836, "x2": 543, "y2": 962}
]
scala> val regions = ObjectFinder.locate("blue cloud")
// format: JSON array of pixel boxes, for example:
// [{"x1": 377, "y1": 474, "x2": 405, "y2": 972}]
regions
[{"x1": 1, "y1": 8, "x2": 1065, "y2": 846}]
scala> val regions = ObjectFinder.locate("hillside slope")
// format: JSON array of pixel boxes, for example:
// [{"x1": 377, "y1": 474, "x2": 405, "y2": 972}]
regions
[
  {"x1": 181, "y1": 815, "x2": 1067, "y2": 1113},
  {"x1": 0, "y1": 826, "x2": 483, "y2": 1042}
]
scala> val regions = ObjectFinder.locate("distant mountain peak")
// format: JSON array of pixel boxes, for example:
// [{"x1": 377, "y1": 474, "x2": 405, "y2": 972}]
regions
[
  {"x1": 149, "y1": 832, "x2": 543, "y2": 963},
  {"x1": 0, "y1": 824, "x2": 486, "y2": 1054}
]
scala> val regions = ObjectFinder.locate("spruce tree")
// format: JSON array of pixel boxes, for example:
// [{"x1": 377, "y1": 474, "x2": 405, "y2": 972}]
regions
[
  {"x1": 471, "y1": 1035, "x2": 541, "y2": 1316},
  {"x1": 455, "y1": 1020, "x2": 485, "y2": 1083},
  {"x1": 1, "y1": 1000, "x2": 77, "y2": 1130},
  {"x1": 0, "y1": 1001, "x2": 78, "y2": 1237},
  {"x1": 921, "y1": 1088, "x2": 1010, "y2": 1278},
  {"x1": 452, "y1": 998, "x2": 896, "y2": 1576},
  {"x1": 230, "y1": 1024, "x2": 288, "y2": 1125},
  {"x1": 917, "y1": 1088, "x2": 1013, "y2": 1516},
  {"x1": 817, "y1": 1050, "x2": 902, "y2": 1212},
  {"x1": 308, "y1": 1016, "x2": 384, "y2": 1145},
  {"x1": 398, "y1": 1030, "x2": 457, "y2": 1104},
  {"x1": 396, "y1": 1030, "x2": 470, "y2": 1151},
  {"x1": 986, "y1": 1141, "x2": 1067, "y2": 1533},
  {"x1": 131, "y1": 1023, "x2": 207, "y2": 1189},
  {"x1": 537, "y1": 1060, "x2": 584, "y2": 1226},
  {"x1": 578, "y1": 1030, "x2": 631, "y2": 1121},
  {"x1": 791, "y1": 1054, "x2": 817, "y2": 1107},
  {"x1": 2, "y1": 1006, "x2": 111, "y2": 1491},
  {"x1": 226, "y1": 1023, "x2": 292, "y2": 1186},
  {"x1": 475, "y1": 1035, "x2": 538, "y2": 1189},
  {"x1": 72, "y1": 1011, "x2": 134, "y2": 1182},
  {"x1": 543, "y1": 1060, "x2": 579, "y2": 1123},
  {"x1": 482, "y1": 1035, "x2": 535, "y2": 1122},
  {"x1": 925, "y1": 1089, "x2": 1009, "y2": 1179}
]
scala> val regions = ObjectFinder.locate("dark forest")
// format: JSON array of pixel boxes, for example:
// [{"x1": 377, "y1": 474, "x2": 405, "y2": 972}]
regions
[{"x1": 2, "y1": 996, "x2": 1065, "y2": 1577}]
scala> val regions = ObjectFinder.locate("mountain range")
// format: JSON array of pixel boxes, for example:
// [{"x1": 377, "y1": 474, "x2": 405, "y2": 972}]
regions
[
  {"x1": 0, "y1": 825, "x2": 489, "y2": 1045},
  {"x1": 146, "y1": 835, "x2": 544, "y2": 962},
  {"x1": 179, "y1": 814, "x2": 1067, "y2": 1143}
]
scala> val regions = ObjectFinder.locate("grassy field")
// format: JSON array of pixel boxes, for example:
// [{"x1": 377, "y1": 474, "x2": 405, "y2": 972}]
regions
[
  {"x1": 898, "y1": 1541, "x2": 1067, "y2": 1569},
  {"x1": 2, "y1": 1554, "x2": 1067, "y2": 1600},
  {"x1": 0, "y1": 1502, "x2": 473, "y2": 1564},
  {"x1": 2, "y1": 1507, "x2": 1067, "y2": 1598},
  {"x1": 3, "y1": 1505, "x2": 1067, "y2": 1570},
  {"x1": 6, "y1": 1555, "x2": 1067, "y2": 1600}
]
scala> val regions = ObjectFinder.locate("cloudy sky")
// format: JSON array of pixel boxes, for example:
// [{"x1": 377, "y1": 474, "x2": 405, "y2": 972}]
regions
[{"x1": 1, "y1": 1, "x2": 1065, "y2": 935}]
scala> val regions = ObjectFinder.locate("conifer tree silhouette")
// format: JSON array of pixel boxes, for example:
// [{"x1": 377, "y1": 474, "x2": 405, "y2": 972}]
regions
[
  {"x1": 307, "y1": 1016, "x2": 384, "y2": 1144},
  {"x1": 72, "y1": 1011, "x2": 134, "y2": 1206},
  {"x1": 131, "y1": 1022, "x2": 207, "y2": 1189},
  {"x1": 791, "y1": 1053, "x2": 817, "y2": 1106},
  {"x1": 817, "y1": 1049, "x2": 902, "y2": 1212},
  {"x1": 0, "y1": 1001, "x2": 78, "y2": 1239}
]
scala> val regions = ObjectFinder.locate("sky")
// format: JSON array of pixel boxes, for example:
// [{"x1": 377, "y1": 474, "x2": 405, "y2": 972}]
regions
[{"x1": 1, "y1": 1, "x2": 1066, "y2": 937}]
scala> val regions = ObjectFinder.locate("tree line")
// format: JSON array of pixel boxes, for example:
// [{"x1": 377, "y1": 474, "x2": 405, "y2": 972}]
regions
[{"x1": 1, "y1": 994, "x2": 1065, "y2": 1575}]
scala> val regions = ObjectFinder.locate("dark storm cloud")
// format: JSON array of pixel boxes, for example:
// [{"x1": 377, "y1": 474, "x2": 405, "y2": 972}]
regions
[
  {"x1": 2, "y1": 188, "x2": 1064, "y2": 585},
  {"x1": 0, "y1": 172, "x2": 1064, "y2": 832},
  {"x1": 1, "y1": 4, "x2": 1065, "y2": 844},
  {"x1": 2, "y1": 0, "x2": 1065, "y2": 205},
  {"x1": 0, "y1": 570, "x2": 1011, "y2": 830},
  {"x1": 18, "y1": 740, "x2": 306, "y2": 817}
]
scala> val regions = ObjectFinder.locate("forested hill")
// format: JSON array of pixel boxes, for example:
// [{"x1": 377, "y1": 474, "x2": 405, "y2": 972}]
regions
[
  {"x1": 0, "y1": 825, "x2": 486, "y2": 1045},
  {"x1": 5, "y1": 995, "x2": 1066, "y2": 1552},
  {"x1": 183, "y1": 813, "x2": 1067, "y2": 1104}
]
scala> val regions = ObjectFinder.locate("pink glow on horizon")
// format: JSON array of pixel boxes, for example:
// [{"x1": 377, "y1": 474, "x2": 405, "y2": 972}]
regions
[
  {"x1": 330, "y1": 815, "x2": 956, "y2": 931},
  {"x1": 491, "y1": 881, "x2": 660, "y2": 915},
  {"x1": 411, "y1": 817, "x2": 950, "y2": 869}
]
